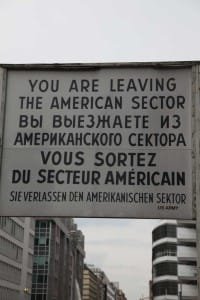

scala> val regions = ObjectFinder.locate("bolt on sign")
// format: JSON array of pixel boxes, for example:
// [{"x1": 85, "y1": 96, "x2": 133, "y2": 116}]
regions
[{"x1": 0, "y1": 63, "x2": 194, "y2": 218}]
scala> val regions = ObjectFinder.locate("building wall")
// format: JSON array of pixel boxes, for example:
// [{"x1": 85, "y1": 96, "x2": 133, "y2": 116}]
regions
[{"x1": 0, "y1": 217, "x2": 34, "y2": 300}]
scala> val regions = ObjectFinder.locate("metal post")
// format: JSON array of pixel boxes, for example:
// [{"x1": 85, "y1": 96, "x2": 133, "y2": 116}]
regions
[{"x1": 178, "y1": 283, "x2": 182, "y2": 300}]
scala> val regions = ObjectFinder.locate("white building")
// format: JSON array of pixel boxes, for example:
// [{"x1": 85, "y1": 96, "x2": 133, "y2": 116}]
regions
[{"x1": 152, "y1": 220, "x2": 197, "y2": 300}]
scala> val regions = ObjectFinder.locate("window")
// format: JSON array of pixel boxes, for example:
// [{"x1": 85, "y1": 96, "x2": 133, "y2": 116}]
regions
[
  {"x1": 153, "y1": 262, "x2": 177, "y2": 277},
  {"x1": 38, "y1": 237, "x2": 47, "y2": 245},
  {"x1": 0, "y1": 286, "x2": 19, "y2": 300},
  {"x1": 34, "y1": 256, "x2": 48, "y2": 266},
  {"x1": 29, "y1": 234, "x2": 34, "y2": 249},
  {"x1": 28, "y1": 253, "x2": 33, "y2": 269},
  {"x1": 0, "y1": 217, "x2": 24, "y2": 241},
  {"x1": 0, "y1": 261, "x2": 21, "y2": 284},
  {"x1": 152, "y1": 224, "x2": 176, "y2": 242},
  {"x1": 153, "y1": 243, "x2": 177, "y2": 259},
  {"x1": 0, "y1": 236, "x2": 23, "y2": 263},
  {"x1": 153, "y1": 281, "x2": 177, "y2": 296}
]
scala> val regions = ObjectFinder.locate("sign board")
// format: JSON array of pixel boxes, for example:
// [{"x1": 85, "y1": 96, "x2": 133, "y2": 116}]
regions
[{"x1": 0, "y1": 64, "x2": 193, "y2": 218}]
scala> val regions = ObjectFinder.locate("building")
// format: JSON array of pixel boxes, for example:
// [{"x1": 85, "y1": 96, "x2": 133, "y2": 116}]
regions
[
  {"x1": 89, "y1": 266, "x2": 116, "y2": 300},
  {"x1": 152, "y1": 220, "x2": 197, "y2": 300},
  {"x1": 31, "y1": 218, "x2": 85, "y2": 300},
  {"x1": 83, "y1": 264, "x2": 128, "y2": 300},
  {"x1": 0, "y1": 217, "x2": 35, "y2": 300},
  {"x1": 115, "y1": 287, "x2": 127, "y2": 300},
  {"x1": 70, "y1": 220, "x2": 85, "y2": 300},
  {"x1": 82, "y1": 264, "x2": 105, "y2": 300}
]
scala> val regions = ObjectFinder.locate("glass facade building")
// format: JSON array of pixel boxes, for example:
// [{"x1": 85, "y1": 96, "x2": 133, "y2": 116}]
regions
[
  {"x1": 31, "y1": 220, "x2": 50, "y2": 300},
  {"x1": 31, "y1": 218, "x2": 85, "y2": 300}
]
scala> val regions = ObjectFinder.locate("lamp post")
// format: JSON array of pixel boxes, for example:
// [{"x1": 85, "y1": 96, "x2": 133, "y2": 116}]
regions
[{"x1": 178, "y1": 283, "x2": 182, "y2": 300}]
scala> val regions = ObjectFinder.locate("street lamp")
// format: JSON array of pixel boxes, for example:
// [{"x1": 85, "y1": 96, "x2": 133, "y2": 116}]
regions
[{"x1": 178, "y1": 283, "x2": 182, "y2": 300}]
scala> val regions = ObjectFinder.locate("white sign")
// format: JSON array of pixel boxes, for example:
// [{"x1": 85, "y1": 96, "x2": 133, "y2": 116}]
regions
[{"x1": 0, "y1": 66, "x2": 192, "y2": 218}]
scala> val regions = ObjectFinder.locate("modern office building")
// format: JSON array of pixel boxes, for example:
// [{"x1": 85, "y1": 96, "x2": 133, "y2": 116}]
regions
[
  {"x1": 31, "y1": 218, "x2": 85, "y2": 300},
  {"x1": 152, "y1": 220, "x2": 197, "y2": 300},
  {"x1": 0, "y1": 217, "x2": 35, "y2": 300}
]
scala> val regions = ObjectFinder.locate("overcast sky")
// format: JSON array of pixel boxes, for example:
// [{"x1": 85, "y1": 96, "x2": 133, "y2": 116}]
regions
[
  {"x1": 76, "y1": 218, "x2": 159, "y2": 300},
  {"x1": 1, "y1": 0, "x2": 200, "y2": 299},
  {"x1": 0, "y1": 0, "x2": 200, "y2": 63}
]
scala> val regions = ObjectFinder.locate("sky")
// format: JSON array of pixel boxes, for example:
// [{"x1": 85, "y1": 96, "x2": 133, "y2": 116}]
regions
[
  {"x1": 0, "y1": 0, "x2": 200, "y2": 63},
  {"x1": 0, "y1": 0, "x2": 200, "y2": 299},
  {"x1": 75, "y1": 218, "x2": 159, "y2": 300}
]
